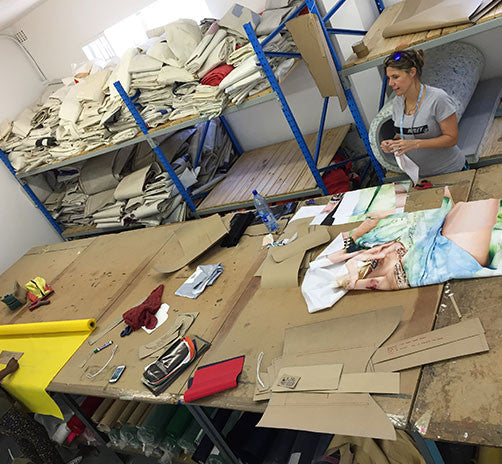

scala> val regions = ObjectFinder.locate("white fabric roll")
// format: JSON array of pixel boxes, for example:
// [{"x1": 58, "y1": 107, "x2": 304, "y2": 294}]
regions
[
  {"x1": 218, "y1": 56, "x2": 259, "y2": 90},
  {"x1": 164, "y1": 19, "x2": 202, "y2": 65}
]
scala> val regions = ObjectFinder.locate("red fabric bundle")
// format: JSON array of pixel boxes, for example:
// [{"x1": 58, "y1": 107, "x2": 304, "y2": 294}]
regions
[
  {"x1": 122, "y1": 284, "x2": 164, "y2": 331},
  {"x1": 200, "y1": 64, "x2": 235, "y2": 86}
]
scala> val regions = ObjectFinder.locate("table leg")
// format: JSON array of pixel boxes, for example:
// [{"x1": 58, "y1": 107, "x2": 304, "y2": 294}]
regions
[
  {"x1": 186, "y1": 404, "x2": 241, "y2": 464},
  {"x1": 410, "y1": 430, "x2": 445, "y2": 464}
]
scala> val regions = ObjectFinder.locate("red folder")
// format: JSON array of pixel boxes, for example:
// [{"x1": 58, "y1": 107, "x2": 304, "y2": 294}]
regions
[{"x1": 184, "y1": 355, "x2": 245, "y2": 402}]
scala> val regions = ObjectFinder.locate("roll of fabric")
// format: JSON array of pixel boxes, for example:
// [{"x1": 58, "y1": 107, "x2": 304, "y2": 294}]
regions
[
  {"x1": 369, "y1": 42, "x2": 484, "y2": 172},
  {"x1": 185, "y1": 25, "x2": 228, "y2": 74},
  {"x1": 114, "y1": 163, "x2": 162, "y2": 200},
  {"x1": 219, "y1": 56, "x2": 259, "y2": 90},
  {"x1": 201, "y1": 64, "x2": 235, "y2": 86},
  {"x1": 198, "y1": 36, "x2": 237, "y2": 77}
]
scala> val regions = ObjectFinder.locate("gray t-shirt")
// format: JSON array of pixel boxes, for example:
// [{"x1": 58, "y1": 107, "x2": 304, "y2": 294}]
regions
[{"x1": 392, "y1": 85, "x2": 465, "y2": 177}]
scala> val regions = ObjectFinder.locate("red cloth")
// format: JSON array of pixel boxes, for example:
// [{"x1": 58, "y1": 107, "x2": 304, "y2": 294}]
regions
[
  {"x1": 122, "y1": 284, "x2": 164, "y2": 330},
  {"x1": 200, "y1": 64, "x2": 235, "y2": 86},
  {"x1": 184, "y1": 355, "x2": 245, "y2": 402},
  {"x1": 322, "y1": 153, "x2": 351, "y2": 194},
  {"x1": 66, "y1": 396, "x2": 103, "y2": 443}
]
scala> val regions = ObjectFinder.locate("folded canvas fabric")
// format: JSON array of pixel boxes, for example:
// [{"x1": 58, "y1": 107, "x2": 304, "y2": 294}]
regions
[
  {"x1": 13, "y1": 109, "x2": 35, "y2": 138},
  {"x1": 147, "y1": 38, "x2": 182, "y2": 67},
  {"x1": 164, "y1": 19, "x2": 203, "y2": 66},
  {"x1": 77, "y1": 70, "x2": 111, "y2": 103},
  {"x1": 128, "y1": 54, "x2": 164, "y2": 73},
  {"x1": 382, "y1": 0, "x2": 499, "y2": 38},
  {"x1": 84, "y1": 188, "x2": 116, "y2": 217},
  {"x1": 256, "y1": 6, "x2": 293, "y2": 35},
  {"x1": 79, "y1": 151, "x2": 120, "y2": 195},
  {"x1": 198, "y1": 35, "x2": 237, "y2": 77},
  {"x1": 114, "y1": 163, "x2": 162, "y2": 200},
  {"x1": 185, "y1": 24, "x2": 228, "y2": 74},
  {"x1": 108, "y1": 48, "x2": 138, "y2": 97},
  {"x1": 218, "y1": 56, "x2": 259, "y2": 90},
  {"x1": 157, "y1": 66, "x2": 196, "y2": 85},
  {"x1": 219, "y1": 4, "x2": 261, "y2": 38}
]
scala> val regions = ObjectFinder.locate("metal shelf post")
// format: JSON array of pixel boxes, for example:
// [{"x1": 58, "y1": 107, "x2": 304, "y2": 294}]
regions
[
  {"x1": 244, "y1": 23, "x2": 329, "y2": 196},
  {"x1": 0, "y1": 149, "x2": 64, "y2": 237},
  {"x1": 114, "y1": 81, "x2": 198, "y2": 213},
  {"x1": 306, "y1": 0, "x2": 386, "y2": 183}
]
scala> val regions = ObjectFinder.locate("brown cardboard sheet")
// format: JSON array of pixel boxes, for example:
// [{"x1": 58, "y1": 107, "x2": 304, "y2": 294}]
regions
[
  {"x1": 154, "y1": 214, "x2": 228, "y2": 273},
  {"x1": 287, "y1": 14, "x2": 347, "y2": 109},
  {"x1": 270, "y1": 228, "x2": 331, "y2": 263},
  {"x1": 382, "y1": 0, "x2": 496, "y2": 38},
  {"x1": 258, "y1": 392, "x2": 396, "y2": 440},
  {"x1": 260, "y1": 253, "x2": 305, "y2": 288},
  {"x1": 372, "y1": 318, "x2": 489, "y2": 372},
  {"x1": 0, "y1": 351, "x2": 23, "y2": 363},
  {"x1": 271, "y1": 364, "x2": 343, "y2": 392},
  {"x1": 336, "y1": 373, "x2": 400, "y2": 394}
]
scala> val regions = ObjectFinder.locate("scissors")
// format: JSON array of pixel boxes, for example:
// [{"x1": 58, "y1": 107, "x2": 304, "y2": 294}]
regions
[{"x1": 414, "y1": 179, "x2": 470, "y2": 190}]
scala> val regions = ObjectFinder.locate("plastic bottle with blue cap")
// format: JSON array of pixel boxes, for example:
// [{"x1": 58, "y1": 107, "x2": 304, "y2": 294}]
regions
[{"x1": 252, "y1": 190, "x2": 278, "y2": 232}]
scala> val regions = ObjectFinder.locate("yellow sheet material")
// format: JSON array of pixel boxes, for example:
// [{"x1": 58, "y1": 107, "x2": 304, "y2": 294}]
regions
[{"x1": 0, "y1": 319, "x2": 96, "y2": 418}]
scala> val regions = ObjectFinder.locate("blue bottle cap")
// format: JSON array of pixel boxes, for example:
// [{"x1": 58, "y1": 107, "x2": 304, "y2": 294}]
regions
[{"x1": 252, "y1": 190, "x2": 258, "y2": 195}]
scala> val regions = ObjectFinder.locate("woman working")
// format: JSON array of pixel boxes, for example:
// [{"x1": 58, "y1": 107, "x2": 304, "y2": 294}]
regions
[{"x1": 380, "y1": 49, "x2": 466, "y2": 177}]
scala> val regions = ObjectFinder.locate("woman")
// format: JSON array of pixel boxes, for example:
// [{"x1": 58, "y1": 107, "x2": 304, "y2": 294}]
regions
[
  {"x1": 380, "y1": 49, "x2": 466, "y2": 177},
  {"x1": 0, "y1": 358, "x2": 81, "y2": 464}
]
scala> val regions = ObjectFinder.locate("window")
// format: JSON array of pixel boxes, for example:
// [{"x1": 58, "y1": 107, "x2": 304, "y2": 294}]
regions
[{"x1": 82, "y1": 0, "x2": 213, "y2": 62}]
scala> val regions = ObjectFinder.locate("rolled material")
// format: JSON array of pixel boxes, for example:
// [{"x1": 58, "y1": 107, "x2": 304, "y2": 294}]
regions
[
  {"x1": 0, "y1": 319, "x2": 96, "y2": 336},
  {"x1": 138, "y1": 404, "x2": 177, "y2": 448},
  {"x1": 98, "y1": 399, "x2": 128, "y2": 433},
  {"x1": 369, "y1": 42, "x2": 484, "y2": 172},
  {"x1": 165, "y1": 406, "x2": 193, "y2": 441},
  {"x1": 352, "y1": 40, "x2": 369, "y2": 58},
  {"x1": 91, "y1": 398, "x2": 114, "y2": 424},
  {"x1": 117, "y1": 401, "x2": 139, "y2": 427},
  {"x1": 127, "y1": 402, "x2": 150, "y2": 426}
]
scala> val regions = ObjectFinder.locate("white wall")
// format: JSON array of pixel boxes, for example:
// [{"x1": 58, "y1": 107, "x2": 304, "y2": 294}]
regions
[{"x1": 0, "y1": 36, "x2": 62, "y2": 273}]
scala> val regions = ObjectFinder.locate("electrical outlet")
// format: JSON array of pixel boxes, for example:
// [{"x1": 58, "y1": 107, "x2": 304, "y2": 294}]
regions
[{"x1": 15, "y1": 30, "x2": 27, "y2": 43}]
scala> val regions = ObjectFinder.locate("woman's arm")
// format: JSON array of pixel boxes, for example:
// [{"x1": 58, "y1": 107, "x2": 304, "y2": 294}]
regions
[{"x1": 390, "y1": 113, "x2": 458, "y2": 156}]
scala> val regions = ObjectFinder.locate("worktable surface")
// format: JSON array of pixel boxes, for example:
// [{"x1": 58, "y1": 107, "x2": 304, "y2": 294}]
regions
[{"x1": 1, "y1": 168, "x2": 497, "y2": 445}]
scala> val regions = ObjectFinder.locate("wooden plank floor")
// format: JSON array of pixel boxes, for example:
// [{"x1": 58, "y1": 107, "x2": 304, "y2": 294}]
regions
[
  {"x1": 343, "y1": 1, "x2": 502, "y2": 70},
  {"x1": 197, "y1": 125, "x2": 350, "y2": 211},
  {"x1": 479, "y1": 116, "x2": 502, "y2": 159}
]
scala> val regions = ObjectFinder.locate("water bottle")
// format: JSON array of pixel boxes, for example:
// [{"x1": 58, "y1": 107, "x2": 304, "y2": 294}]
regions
[{"x1": 252, "y1": 190, "x2": 278, "y2": 232}]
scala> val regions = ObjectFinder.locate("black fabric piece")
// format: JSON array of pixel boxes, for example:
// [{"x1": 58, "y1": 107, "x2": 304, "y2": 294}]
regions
[
  {"x1": 289, "y1": 431, "x2": 322, "y2": 464},
  {"x1": 312, "y1": 434, "x2": 334, "y2": 462},
  {"x1": 239, "y1": 423, "x2": 278, "y2": 464},
  {"x1": 35, "y1": 137, "x2": 57, "y2": 148},
  {"x1": 263, "y1": 430, "x2": 298, "y2": 464},
  {"x1": 220, "y1": 212, "x2": 254, "y2": 247},
  {"x1": 192, "y1": 408, "x2": 232, "y2": 464},
  {"x1": 225, "y1": 412, "x2": 261, "y2": 460},
  {"x1": 0, "y1": 407, "x2": 64, "y2": 464},
  {"x1": 103, "y1": 107, "x2": 122, "y2": 127}
]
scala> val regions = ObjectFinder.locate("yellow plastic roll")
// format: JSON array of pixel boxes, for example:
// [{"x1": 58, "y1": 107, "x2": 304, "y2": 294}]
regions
[
  {"x1": 0, "y1": 319, "x2": 96, "y2": 336},
  {"x1": 0, "y1": 319, "x2": 96, "y2": 419},
  {"x1": 477, "y1": 446, "x2": 502, "y2": 463}
]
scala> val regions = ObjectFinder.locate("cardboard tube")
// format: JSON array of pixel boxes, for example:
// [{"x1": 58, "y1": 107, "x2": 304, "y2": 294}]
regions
[
  {"x1": 138, "y1": 404, "x2": 155, "y2": 427},
  {"x1": 117, "y1": 401, "x2": 139, "y2": 426},
  {"x1": 127, "y1": 402, "x2": 151, "y2": 426},
  {"x1": 91, "y1": 398, "x2": 114, "y2": 424},
  {"x1": 97, "y1": 399, "x2": 128, "y2": 433}
]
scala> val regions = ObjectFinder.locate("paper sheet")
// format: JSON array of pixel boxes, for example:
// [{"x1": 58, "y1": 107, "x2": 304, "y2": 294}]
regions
[
  {"x1": 142, "y1": 303, "x2": 170, "y2": 334},
  {"x1": 290, "y1": 205, "x2": 327, "y2": 223},
  {"x1": 0, "y1": 319, "x2": 96, "y2": 418},
  {"x1": 395, "y1": 154, "x2": 419, "y2": 185}
]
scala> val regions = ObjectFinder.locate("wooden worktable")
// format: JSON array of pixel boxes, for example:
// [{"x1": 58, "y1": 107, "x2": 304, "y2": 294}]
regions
[
  {"x1": 0, "y1": 169, "x2": 488, "y2": 444},
  {"x1": 412, "y1": 164, "x2": 502, "y2": 446}
]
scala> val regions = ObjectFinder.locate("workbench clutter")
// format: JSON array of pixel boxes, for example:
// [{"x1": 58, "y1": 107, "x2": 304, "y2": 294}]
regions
[
  {"x1": 302, "y1": 188, "x2": 502, "y2": 313},
  {"x1": 254, "y1": 307, "x2": 490, "y2": 440},
  {"x1": 1, "y1": 276, "x2": 54, "y2": 311},
  {"x1": 0, "y1": 2, "x2": 298, "y2": 176},
  {"x1": 0, "y1": 319, "x2": 96, "y2": 418}
]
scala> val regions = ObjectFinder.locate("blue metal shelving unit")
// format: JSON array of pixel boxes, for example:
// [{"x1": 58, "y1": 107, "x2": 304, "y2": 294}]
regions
[{"x1": 0, "y1": 0, "x2": 388, "y2": 239}]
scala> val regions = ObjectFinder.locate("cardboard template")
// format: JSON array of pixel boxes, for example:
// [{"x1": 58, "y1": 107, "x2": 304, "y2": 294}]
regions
[
  {"x1": 382, "y1": 0, "x2": 498, "y2": 38},
  {"x1": 372, "y1": 318, "x2": 489, "y2": 372},
  {"x1": 154, "y1": 214, "x2": 228, "y2": 273},
  {"x1": 272, "y1": 364, "x2": 344, "y2": 392},
  {"x1": 270, "y1": 228, "x2": 331, "y2": 263},
  {"x1": 287, "y1": 14, "x2": 347, "y2": 109}
]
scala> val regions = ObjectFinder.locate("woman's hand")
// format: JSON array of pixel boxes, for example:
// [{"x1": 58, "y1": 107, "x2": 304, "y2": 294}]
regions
[
  {"x1": 380, "y1": 139, "x2": 395, "y2": 153},
  {"x1": 387, "y1": 138, "x2": 419, "y2": 156}
]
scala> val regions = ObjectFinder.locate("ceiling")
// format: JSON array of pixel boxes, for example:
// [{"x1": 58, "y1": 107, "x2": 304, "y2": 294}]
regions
[{"x1": 0, "y1": 0, "x2": 46, "y2": 31}]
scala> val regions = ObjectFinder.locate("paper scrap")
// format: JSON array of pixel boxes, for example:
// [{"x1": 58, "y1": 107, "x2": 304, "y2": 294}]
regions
[
  {"x1": 142, "y1": 303, "x2": 170, "y2": 334},
  {"x1": 395, "y1": 153, "x2": 419, "y2": 185}
]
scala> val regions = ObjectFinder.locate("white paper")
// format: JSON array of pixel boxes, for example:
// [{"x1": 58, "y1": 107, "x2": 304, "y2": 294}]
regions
[
  {"x1": 395, "y1": 153, "x2": 419, "y2": 186},
  {"x1": 290, "y1": 205, "x2": 326, "y2": 223},
  {"x1": 142, "y1": 303, "x2": 170, "y2": 334}
]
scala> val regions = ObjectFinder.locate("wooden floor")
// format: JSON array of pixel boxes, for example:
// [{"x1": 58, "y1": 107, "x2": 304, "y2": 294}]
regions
[
  {"x1": 480, "y1": 116, "x2": 502, "y2": 159},
  {"x1": 197, "y1": 125, "x2": 350, "y2": 212},
  {"x1": 343, "y1": 1, "x2": 502, "y2": 69}
]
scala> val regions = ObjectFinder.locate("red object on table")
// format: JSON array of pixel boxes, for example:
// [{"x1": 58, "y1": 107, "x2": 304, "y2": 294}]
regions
[
  {"x1": 200, "y1": 64, "x2": 235, "y2": 86},
  {"x1": 122, "y1": 284, "x2": 164, "y2": 331},
  {"x1": 183, "y1": 355, "x2": 245, "y2": 402}
]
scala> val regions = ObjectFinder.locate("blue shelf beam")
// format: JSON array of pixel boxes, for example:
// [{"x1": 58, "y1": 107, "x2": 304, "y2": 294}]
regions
[
  {"x1": 219, "y1": 115, "x2": 243, "y2": 157},
  {"x1": 374, "y1": 0, "x2": 385, "y2": 14},
  {"x1": 0, "y1": 149, "x2": 64, "y2": 236},
  {"x1": 379, "y1": 75, "x2": 388, "y2": 110},
  {"x1": 327, "y1": 28, "x2": 367, "y2": 36},
  {"x1": 245, "y1": 23, "x2": 329, "y2": 196},
  {"x1": 194, "y1": 120, "x2": 211, "y2": 169},
  {"x1": 314, "y1": 97, "x2": 330, "y2": 165},
  {"x1": 114, "y1": 81, "x2": 198, "y2": 213},
  {"x1": 264, "y1": 51, "x2": 302, "y2": 58},
  {"x1": 305, "y1": 0, "x2": 386, "y2": 183},
  {"x1": 323, "y1": 0, "x2": 348, "y2": 23}
]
